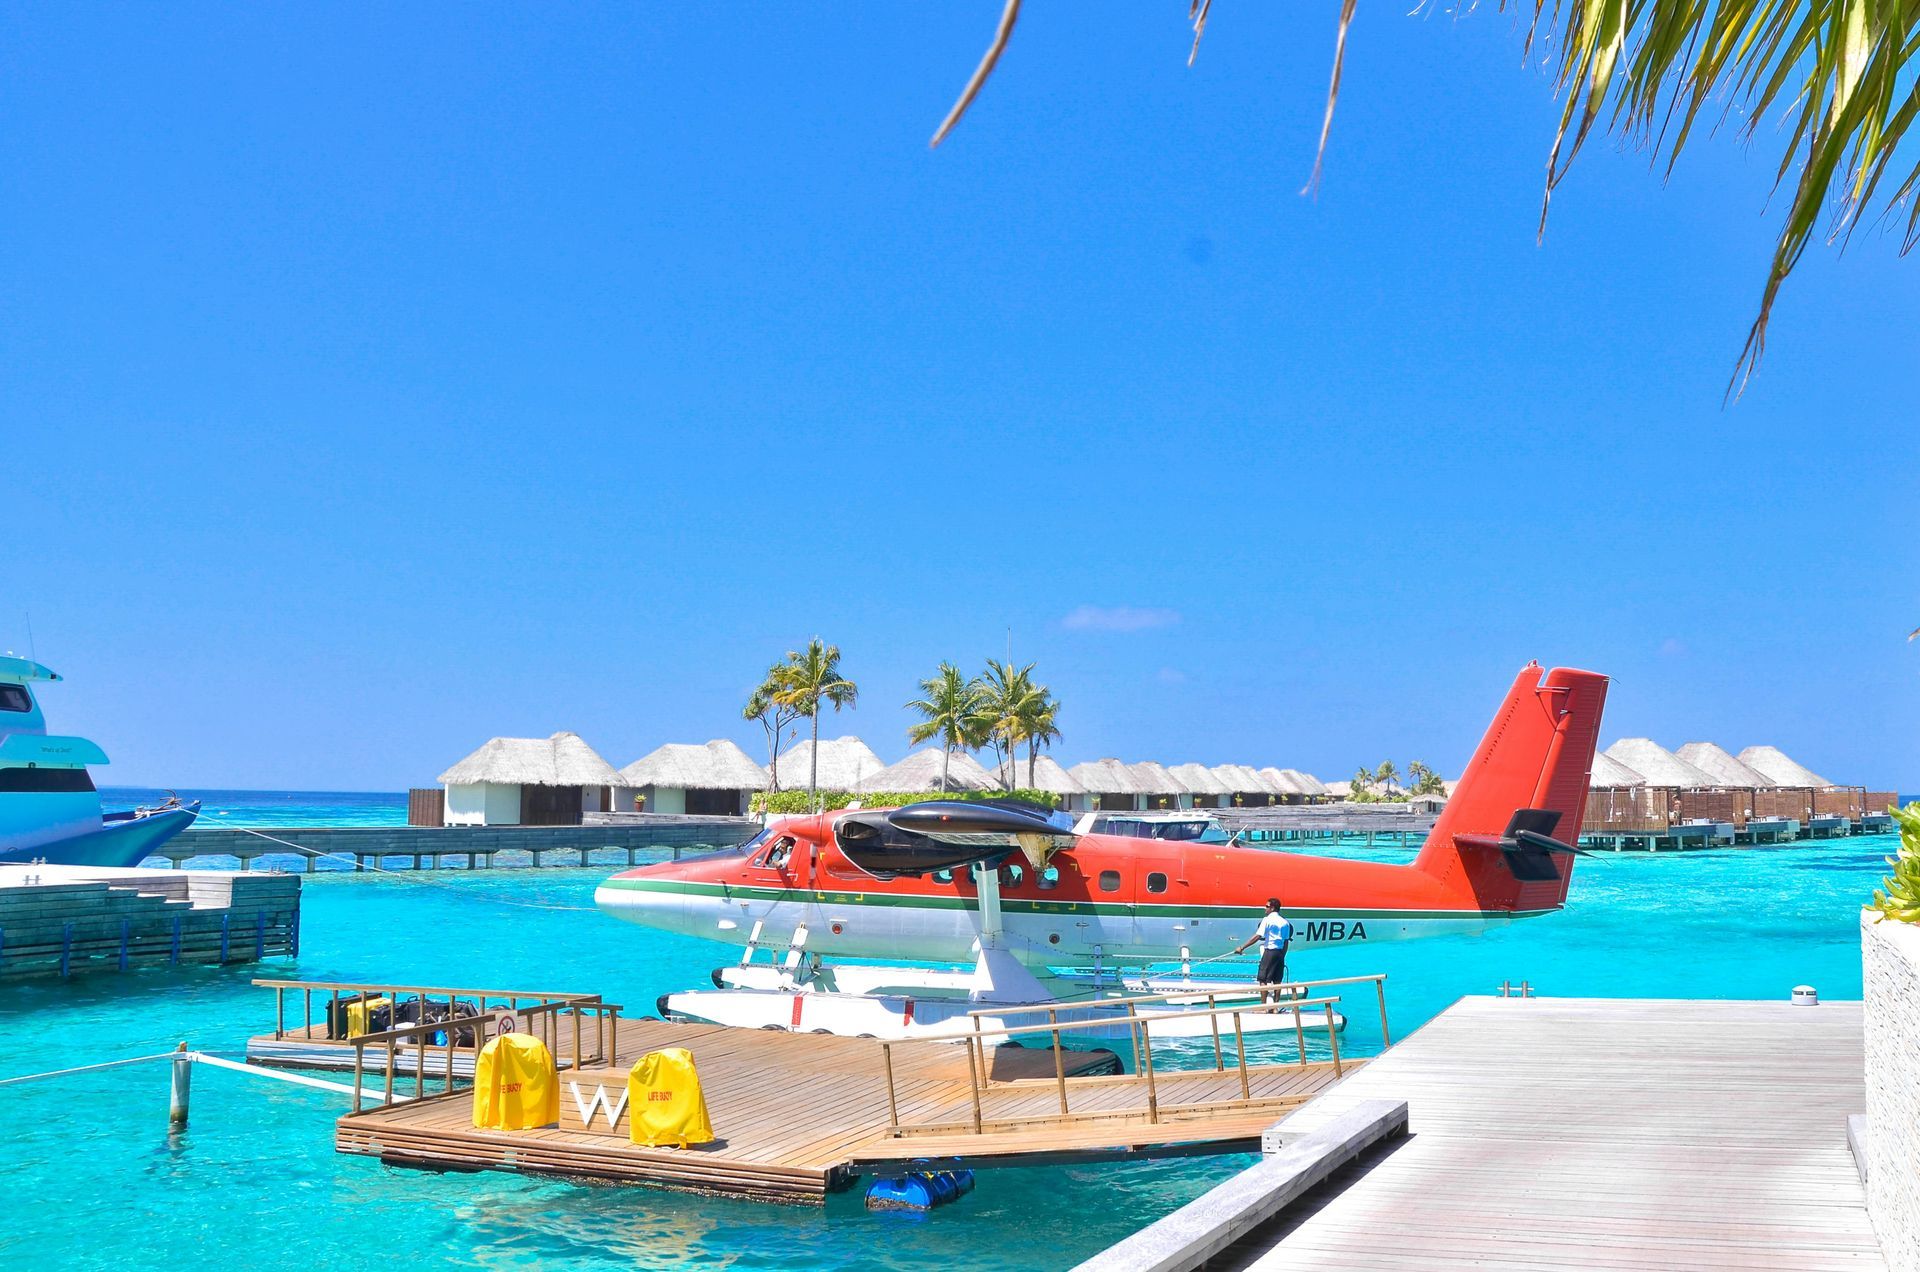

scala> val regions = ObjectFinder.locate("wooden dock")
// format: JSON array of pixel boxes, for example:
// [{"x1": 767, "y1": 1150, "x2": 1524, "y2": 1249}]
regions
[
  {"x1": 254, "y1": 977, "x2": 1363, "y2": 1204},
  {"x1": 0, "y1": 863, "x2": 298, "y2": 980},
  {"x1": 1136, "y1": 996, "x2": 1882, "y2": 1270},
  {"x1": 333, "y1": 1016, "x2": 1354, "y2": 1202}
]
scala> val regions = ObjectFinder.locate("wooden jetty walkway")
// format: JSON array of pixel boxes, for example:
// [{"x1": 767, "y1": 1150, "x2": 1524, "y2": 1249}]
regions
[
  {"x1": 247, "y1": 976, "x2": 1363, "y2": 1203},
  {"x1": 1092, "y1": 996, "x2": 1882, "y2": 1271},
  {"x1": 0, "y1": 864, "x2": 298, "y2": 980},
  {"x1": 157, "y1": 817, "x2": 757, "y2": 872}
]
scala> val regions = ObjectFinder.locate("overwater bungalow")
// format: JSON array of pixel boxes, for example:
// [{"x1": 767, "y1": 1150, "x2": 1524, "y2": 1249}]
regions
[
  {"x1": 1257, "y1": 768, "x2": 1314, "y2": 805},
  {"x1": 438, "y1": 731, "x2": 623, "y2": 826},
  {"x1": 1068, "y1": 759, "x2": 1142, "y2": 812},
  {"x1": 1022, "y1": 755, "x2": 1087, "y2": 810},
  {"x1": 1167, "y1": 763, "x2": 1231, "y2": 809},
  {"x1": 617, "y1": 739, "x2": 768, "y2": 817},
  {"x1": 1126, "y1": 761, "x2": 1184, "y2": 810},
  {"x1": 767, "y1": 736, "x2": 884, "y2": 793},
  {"x1": 855, "y1": 748, "x2": 1001, "y2": 794},
  {"x1": 1211, "y1": 764, "x2": 1277, "y2": 807}
]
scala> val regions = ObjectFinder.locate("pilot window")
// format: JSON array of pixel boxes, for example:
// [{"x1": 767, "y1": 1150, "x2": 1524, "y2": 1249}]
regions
[
  {"x1": 762, "y1": 837, "x2": 795, "y2": 869},
  {"x1": 1098, "y1": 870, "x2": 1121, "y2": 892},
  {"x1": 0, "y1": 686, "x2": 30, "y2": 713},
  {"x1": 1038, "y1": 866, "x2": 1061, "y2": 890},
  {"x1": 1146, "y1": 871, "x2": 1169, "y2": 894}
]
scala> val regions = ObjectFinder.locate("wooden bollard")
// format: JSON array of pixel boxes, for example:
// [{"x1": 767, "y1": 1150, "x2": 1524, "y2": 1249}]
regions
[{"x1": 169, "y1": 1042, "x2": 192, "y2": 1128}]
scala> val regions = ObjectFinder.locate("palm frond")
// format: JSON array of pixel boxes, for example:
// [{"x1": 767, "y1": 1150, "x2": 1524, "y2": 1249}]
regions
[{"x1": 927, "y1": 1, "x2": 1920, "y2": 384}]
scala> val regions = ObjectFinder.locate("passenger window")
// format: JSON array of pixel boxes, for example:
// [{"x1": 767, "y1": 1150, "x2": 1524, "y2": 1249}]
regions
[
  {"x1": 932, "y1": 868, "x2": 954, "y2": 884},
  {"x1": 1038, "y1": 867, "x2": 1061, "y2": 890},
  {"x1": 999, "y1": 863, "x2": 1026, "y2": 889},
  {"x1": 1147, "y1": 872, "x2": 1168, "y2": 894},
  {"x1": 1098, "y1": 870, "x2": 1121, "y2": 893}
]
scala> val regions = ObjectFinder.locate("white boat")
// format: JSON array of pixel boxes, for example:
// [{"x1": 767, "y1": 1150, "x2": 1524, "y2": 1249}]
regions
[{"x1": 0, "y1": 656, "x2": 199, "y2": 867}]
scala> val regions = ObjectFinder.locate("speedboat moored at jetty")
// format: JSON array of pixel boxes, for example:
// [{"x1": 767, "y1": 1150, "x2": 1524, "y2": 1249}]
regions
[{"x1": 0, "y1": 655, "x2": 200, "y2": 867}]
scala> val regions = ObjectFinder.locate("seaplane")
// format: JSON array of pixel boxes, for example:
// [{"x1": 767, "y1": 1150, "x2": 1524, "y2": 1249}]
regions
[{"x1": 596, "y1": 663, "x2": 1608, "y2": 1044}]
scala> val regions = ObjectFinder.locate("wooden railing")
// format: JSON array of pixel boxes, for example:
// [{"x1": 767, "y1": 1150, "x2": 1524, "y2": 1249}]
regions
[
  {"x1": 881, "y1": 976, "x2": 1388, "y2": 1139},
  {"x1": 342, "y1": 996, "x2": 626, "y2": 1112},
  {"x1": 254, "y1": 977, "x2": 609, "y2": 1046}
]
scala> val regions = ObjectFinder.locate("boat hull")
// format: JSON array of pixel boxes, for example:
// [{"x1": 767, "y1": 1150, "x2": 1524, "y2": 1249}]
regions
[{"x1": 0, "y1": 803, "x2": 201, "y2": 868}]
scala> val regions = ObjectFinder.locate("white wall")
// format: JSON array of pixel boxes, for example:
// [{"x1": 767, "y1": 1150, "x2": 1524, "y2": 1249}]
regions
[
  {"x1": 444, "y1": 782, "x2": 521, "y2": 826},
  {"x1": 647, "y1": 786, "x2": 687, "y2": 815},
  {"x1": 1863, "y1": 909, "x2": 1920, "y2": 1272}
]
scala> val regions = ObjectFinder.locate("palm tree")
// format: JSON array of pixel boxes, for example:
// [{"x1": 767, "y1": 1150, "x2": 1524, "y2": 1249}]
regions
[
  {"x1": 1374, "y1": 761, "x2": 1400, "y2": 798},
  {"x1": 1014, "y1": 686, "x2": 1061, "y2": 790},
  {"x1": 905, "y1": 662, "x2": 984, "y2": 792},
  {"x1": 931, "y1": 2, "x2": 1914, "y2": 382},
  {"x1": 1406, "y1": 761, "x2": 1447, "y2": 796},
  {"x1": 772, "y1": 638, "x2": 859, "y2": 811},
  {"x1": 1350, "y1": 767, "x2": 1373, "y2": 802},
  {"x1": 743, "y1": 657, "x2": 802, "y2": 791},
  {"x1": 974, "y1": 659, "x2": 1033, "y2": 789}
]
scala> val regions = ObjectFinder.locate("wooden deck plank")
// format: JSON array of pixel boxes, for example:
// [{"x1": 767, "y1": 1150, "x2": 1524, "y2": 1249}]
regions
[{"x1": 1195, "y1": 997, "x2": 1884, "y2": 1272}]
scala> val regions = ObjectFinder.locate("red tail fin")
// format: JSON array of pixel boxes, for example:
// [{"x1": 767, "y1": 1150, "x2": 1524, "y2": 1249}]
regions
[{"x1": 1413, "y1": 663, "x2": 1609, "y2": 913}]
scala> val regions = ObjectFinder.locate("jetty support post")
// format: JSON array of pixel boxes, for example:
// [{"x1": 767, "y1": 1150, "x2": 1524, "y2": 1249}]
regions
[{"x1": 169, "y1": 1042, "x2": 191, "y2": 1128}]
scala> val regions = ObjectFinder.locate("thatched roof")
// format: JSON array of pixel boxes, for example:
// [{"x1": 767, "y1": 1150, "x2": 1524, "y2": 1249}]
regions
[
  {"x1": 439, "y1": 732, "x2": 622, "y2": 788},
  {"x1": 1258, "y1": 767, "x2": 1309, "y2": 796},
  {"x1": 1288, "y1": 770, "x2": 1333, "y2": 797},
  {"x1": 1674, "y1": 742, "x2": 1776, "y2": 789},
  {"x1": 1023, "y1": 755, "x2": 1085, "y2": 795},
  {"x1": 1126, "y1": 761, "x2": 1184, "y2": 795},
  {"x1": 1588, "y1": 752, "x2": 1646, "y2": 788},
  {"x1": 1168, "y1": 763, "x2": 1231, "y2": 795},
  {"x1": 1603, "y1": 739, "x2": 1716, "y2": 788},
  {"x1": 619, "y1": 740, "x2": 768, "y2": 791},
  {"x1": 1737, "y1": 746, "x2": 1833, "y2": 788},
  {"x1": 1069, "y1": 759, "x2": 1140, "y2": 795},
  {"x1": 856, "y1": 748, "x2": 1002, "y2": 793},
  {"x1": 1210, "y1": 764, "x2": 1271, "y2": 795},
  {"x1": 768, "y1": 736, "x2": 885, "y2": 791}
]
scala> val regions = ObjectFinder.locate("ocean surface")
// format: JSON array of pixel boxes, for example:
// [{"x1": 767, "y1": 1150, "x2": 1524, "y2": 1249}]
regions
[
  {"x1": 100, "y1": 787, "x2": 409, "y2": 828},
  {"x1": 5, "y1": 793, "x2": 1909, "y2": 1270}
]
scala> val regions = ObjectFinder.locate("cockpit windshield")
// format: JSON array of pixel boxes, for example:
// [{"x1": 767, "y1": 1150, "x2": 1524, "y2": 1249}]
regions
[{"x1": 674, "y1": 827, "x2": 771, "y2": 867}]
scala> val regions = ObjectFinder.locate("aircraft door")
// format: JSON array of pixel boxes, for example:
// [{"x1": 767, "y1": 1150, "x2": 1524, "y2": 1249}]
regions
[{"x1": 1127, "y1": 847, "x2": 1184, "y2": 956}]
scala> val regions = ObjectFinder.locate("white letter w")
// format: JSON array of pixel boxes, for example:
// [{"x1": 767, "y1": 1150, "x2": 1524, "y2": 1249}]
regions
[{"x1": 569, "y1": 1082, "x2": 629, "y2": 1129}]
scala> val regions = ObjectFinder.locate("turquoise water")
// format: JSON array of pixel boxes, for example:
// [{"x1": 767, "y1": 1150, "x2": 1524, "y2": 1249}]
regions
[
  {"x1": 101, "y1": 787, "x2": 408, "y2": 828},
  {"x1": 1, "y1": 830, "x2": 1902, "y2": 1270}
]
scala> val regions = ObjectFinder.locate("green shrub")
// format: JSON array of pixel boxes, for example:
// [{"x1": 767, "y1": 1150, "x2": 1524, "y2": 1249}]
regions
[
  {"x1": 750, "y1": 788, "x2": 1060, "y2": 815},
  {"x1": 1868, "y1": 803, "x2": 1920, "y2": 924}
]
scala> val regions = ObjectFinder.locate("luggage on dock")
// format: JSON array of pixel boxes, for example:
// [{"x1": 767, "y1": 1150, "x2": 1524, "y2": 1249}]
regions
[
  {"x1": 327, "y1": 995, "x2": 393, "y2": 1039},
  {"x1": 471, "y1": 1033, "x2": 560, "y2": 1131},
  {"x1": 626, "y1": 1047, "x2": 714, "y2": 1149}
]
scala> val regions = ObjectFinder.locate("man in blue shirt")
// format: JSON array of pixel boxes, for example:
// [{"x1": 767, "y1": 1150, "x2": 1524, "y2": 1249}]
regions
[{"x1": 1233, "y1": 897, "x2": 1293, "y2": 1001}]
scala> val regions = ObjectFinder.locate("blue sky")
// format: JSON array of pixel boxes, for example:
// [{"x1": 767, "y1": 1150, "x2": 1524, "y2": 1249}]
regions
[{"x1": 6, "y1": 6, "x2": 1915, "y2": 791}]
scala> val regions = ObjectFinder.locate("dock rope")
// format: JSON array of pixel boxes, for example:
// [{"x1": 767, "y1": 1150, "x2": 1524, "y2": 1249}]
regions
[
  {"x1": 192, "y1": 820, "x2": 601, "y2": 912},
  {"x1": 0, "y1": 1051, "x2": 180, "y2": 1087},
  {"x1": 0, "y1": 1049, "x2": 408, "y2": 1101}
]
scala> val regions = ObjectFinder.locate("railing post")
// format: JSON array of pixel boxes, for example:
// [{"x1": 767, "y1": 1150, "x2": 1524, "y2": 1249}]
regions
[
  {"x1": 384, "y1": 1037, "x2": 396, "y2": 1106},
  {"x1": 881, "y1": 1042, "x2": 900, "y2": 1133},
  {"x1": 1233, "y1": 1010, "x2": 1250, "y2": 1099},
  {"x1": 1050, "y1": 1011, "x2": 1069, "y2": 1117},
  {"x1": 1208, "y1": 993, "x2": 1223, "y2": 1072},
  {"x1": 1139, "y1": 1017, "x2": 1160, "y2": 1124},
  {"x1": 1125, "y1": 1002, "x2": 1144, "y2": 1077},
  {"x1": 1375, "y1": 975, "x2": 1391, "y2": 1047},
  {"x1": 352, "y1": 1042, "x2": 365, "y2": 1114},
  {"x1": 1325, "y1": 1003, "x2": 1343, "y2": 1077},
  {"x1": 1293, "y1": 1004, "x2": 1308, "y2": 1066},
  {"x1": 275, "y1": 987, "x2": 285, "y2": 1040},
  {"x1": 964, "y1": 1035, "x2": 985, "y2": 1134}
]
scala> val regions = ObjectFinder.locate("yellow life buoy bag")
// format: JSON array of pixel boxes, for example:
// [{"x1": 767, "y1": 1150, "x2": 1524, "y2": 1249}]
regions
[
  {"x1": 471, "y1": 1033, "x2": 560, "y2": 1131},
  {"x1": 626, "y1": 1047, "x2": 714, "y2": 1148}
]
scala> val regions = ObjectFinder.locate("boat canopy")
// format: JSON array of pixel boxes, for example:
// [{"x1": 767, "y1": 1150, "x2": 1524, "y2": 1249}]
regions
[
  {"x1": 0, "y1": 656, "x2": 60, "y2": 685},
  {"x1": 0, "y1": 734, "x2": 111, "y2": 767}
]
